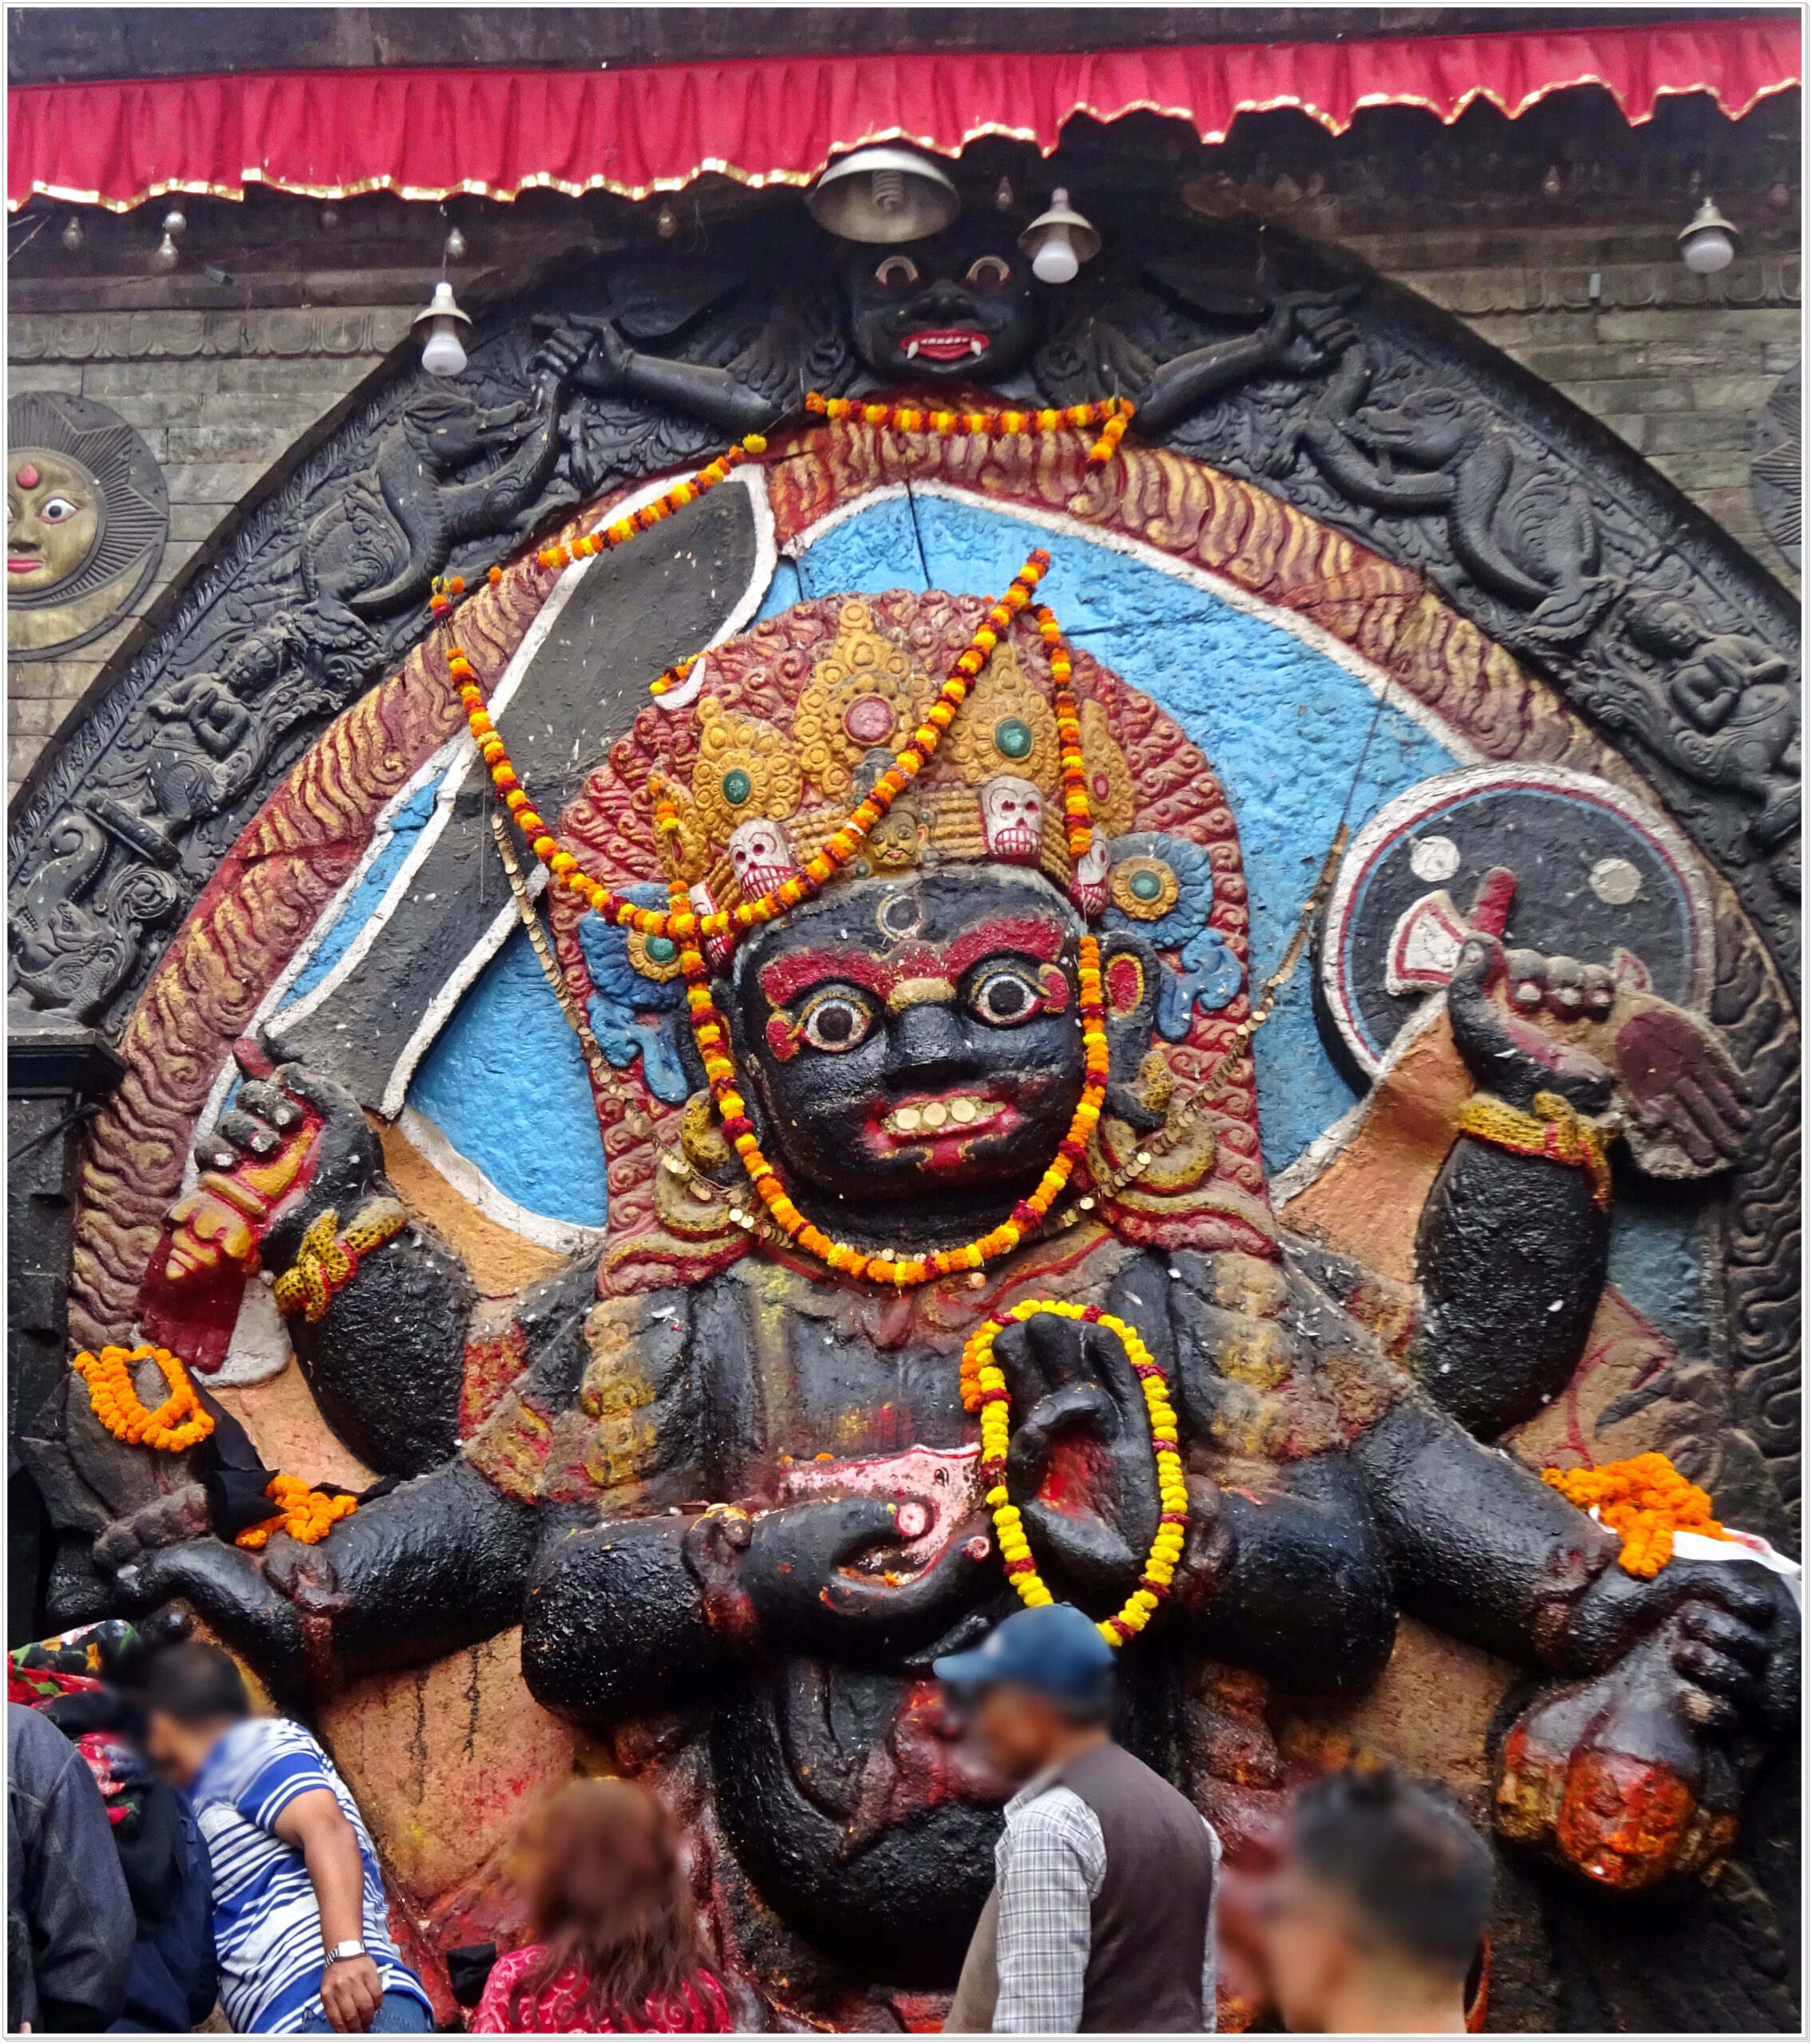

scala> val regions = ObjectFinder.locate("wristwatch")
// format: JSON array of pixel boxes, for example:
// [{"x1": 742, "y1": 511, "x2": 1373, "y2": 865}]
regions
[{"x1": 323, "y1": 1940, "x2": 368, "y2": 1968}]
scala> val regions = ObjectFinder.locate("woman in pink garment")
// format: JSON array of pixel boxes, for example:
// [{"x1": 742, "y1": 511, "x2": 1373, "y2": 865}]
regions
[{"x1": 471, "y1": 1780, "x2": 732, "y2": 2034}]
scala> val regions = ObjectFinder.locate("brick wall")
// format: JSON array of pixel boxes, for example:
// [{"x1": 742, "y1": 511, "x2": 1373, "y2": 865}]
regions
[{"x1": 7, "y1": 308, "x2": 413, "y2": 794}]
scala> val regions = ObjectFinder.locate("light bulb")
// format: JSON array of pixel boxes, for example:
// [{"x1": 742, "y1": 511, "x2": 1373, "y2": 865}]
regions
[
  {"x1": 421, "y1": 321, "x2": 468, "y2": 377},
  {"x1": 444, "y1": 225, "x2": 467, "y2": 262},
  {"x1": 1032, "y1": 230, "x2": 1078, "y2": 284},
  {"x1": 59, "y1": 216, "x2": 84, "y2": 252},
  {"x1": 1678, "y1": 196, "x2": 1739, "y2": 275},
  {"x1": 152, "y1": 232, "x2": 180, "y2": 271}
]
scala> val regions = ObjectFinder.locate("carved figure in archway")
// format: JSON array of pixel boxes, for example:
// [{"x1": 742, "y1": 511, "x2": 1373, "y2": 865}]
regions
[
  {"x1": 562, "y1": 216, "x2": 1358, "y2": 438},
  {"x1": 72, "y1": 590, "x2": 1794, "y2": 2025}
]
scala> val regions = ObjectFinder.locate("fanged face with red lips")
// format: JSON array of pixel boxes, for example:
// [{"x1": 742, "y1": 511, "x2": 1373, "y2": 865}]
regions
[{"x1": 727, "y1": 867, "x2": 1094, "y2": 1244}]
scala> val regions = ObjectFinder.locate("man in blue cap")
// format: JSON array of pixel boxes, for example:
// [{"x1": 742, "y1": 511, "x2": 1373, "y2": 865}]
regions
[{"x1": 936, "y1": 1604, "x2": 1221, "y2": 2034}]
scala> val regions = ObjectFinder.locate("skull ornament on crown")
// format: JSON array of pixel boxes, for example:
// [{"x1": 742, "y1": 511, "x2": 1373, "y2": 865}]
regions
[
  {"x1": 727, "y1": 817, "x2": 799, "y2": 901},
  {"x1": 979, "y1": 774, "x2": 1044, "y2": 862}
]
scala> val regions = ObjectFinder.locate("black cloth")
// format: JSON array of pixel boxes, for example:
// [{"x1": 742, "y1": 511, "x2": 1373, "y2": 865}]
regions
[
  {"x1": 7, "y1": 1701, "x2": 133, "y2": 2033},
  {"x1": 1055, "y1": 1741, "x2": 1216, "y2": 2035},
  {"x1": 109, "y1": 1779, "x2": 218, "y2": 2034}
]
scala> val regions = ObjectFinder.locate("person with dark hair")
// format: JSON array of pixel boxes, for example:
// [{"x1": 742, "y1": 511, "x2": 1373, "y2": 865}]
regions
[
  {"x1": 10, "y1": 1620, "x2": 219, "y2": 2034},
  {"x1": 1261, "y1": 1765, "x2": 1491, "y2": 2034},
  {"x1": 139, "y1": 1643, "x2": 429, "y2": 2035},
  {"x1": 935, "y1": 1604, "x2": 1221, "y2": 2034},
  {"x1": 7, "y1": 1700, "x2": 134, "y2": 2033},
  {"x1": 469, "y1": 1779, "x2": 731, "y2": 2034}
]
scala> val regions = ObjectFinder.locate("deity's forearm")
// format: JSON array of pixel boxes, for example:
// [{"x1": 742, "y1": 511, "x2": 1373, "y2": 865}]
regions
[
  {"x1": 1350, "y1": 1398, "x2": 1618, "y2": 1668},
  {"x1": 1178, "y1": 1457, "x2": 1396, "y2": 1696}
]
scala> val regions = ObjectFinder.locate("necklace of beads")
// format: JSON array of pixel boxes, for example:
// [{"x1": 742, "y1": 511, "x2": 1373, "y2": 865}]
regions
[
  {"x1": 961, "y1": 1300, "x2": 1188, "y2": 1646},
  {"x1": 73, "y1": 1344, "x2": 215, "y2": 1453}
]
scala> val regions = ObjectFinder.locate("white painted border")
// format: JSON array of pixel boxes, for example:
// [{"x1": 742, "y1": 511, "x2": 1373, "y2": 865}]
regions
[{"x1": 398, "y1": 1105, "x2": 606, "y2": 1254}]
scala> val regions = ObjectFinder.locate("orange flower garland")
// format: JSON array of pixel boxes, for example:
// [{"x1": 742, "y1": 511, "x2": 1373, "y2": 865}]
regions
[
  {"x1": 1035, "y1": 604, "x2": 1095, "y2": 862},
  {"x1": 960, "y1": 1300, "x2": 1188, "y2": 1646},
  {"x1": 1543, "y1": 1452, "x2": 1723, "y2": 1579},
  {"x1": 452, "y1": 549, "x2": 1053, "y2": 952},
  {"x1": 73, "y1": 1345, "x2": 215, "y2": 1454},
  {"x1": 533, "y1": 433, "x2": 769, "y2": 575},
  {"x1": 445, "y1": 392, "x2": 1139, "y2": 953},
  {"x1": 673, "y1": 908, "x2": 1109, "y2": 1287},
  {"x1": 233, "y1": 1474, "x2": 358, "y2": 1551}
]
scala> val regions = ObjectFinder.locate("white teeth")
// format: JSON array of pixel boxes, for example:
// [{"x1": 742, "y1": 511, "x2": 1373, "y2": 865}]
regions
[
  {"x1": 905, "y1": 339, "x2": 920, "y2": 358},
  {"x1": 968, "y1": 338, "x2": 984, "y2": 356},
  {"x1": 887, "y1": 1096, "x2": 987, "y2": 1135}
]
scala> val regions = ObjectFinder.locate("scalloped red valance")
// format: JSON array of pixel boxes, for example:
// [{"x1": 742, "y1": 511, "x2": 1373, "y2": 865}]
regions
[{"x1": 8, "y1": 17, "x2": 1799, "y2": 214}]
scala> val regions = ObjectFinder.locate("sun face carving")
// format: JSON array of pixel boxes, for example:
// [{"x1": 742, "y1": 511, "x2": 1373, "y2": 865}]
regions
[{"x1": 7, "y1": 450, "x2": 101, "y2": 595}]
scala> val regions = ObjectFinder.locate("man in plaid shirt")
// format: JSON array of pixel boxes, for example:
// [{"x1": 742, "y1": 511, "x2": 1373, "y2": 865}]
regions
[{"x1": 937, "y1": 1605, "x2": 1221, "y2": 2034}]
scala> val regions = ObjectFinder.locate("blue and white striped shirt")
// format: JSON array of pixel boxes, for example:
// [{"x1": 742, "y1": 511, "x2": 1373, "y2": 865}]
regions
[{"x1": 192, "y1": 1717, "x2": 428, "y2": 2034}]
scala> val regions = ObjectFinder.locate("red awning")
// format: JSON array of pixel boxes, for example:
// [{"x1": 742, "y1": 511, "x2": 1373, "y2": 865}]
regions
[{"x1": 8, "y1": 17, "x2": 1800, "y2": 213}]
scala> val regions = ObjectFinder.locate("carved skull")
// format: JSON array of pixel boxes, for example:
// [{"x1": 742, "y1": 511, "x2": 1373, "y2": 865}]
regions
[
  {"x1": 1070, "y1": 826, "x2": 1110, "y2": 918},
  {"x1": 979, "y1": 776, "x2": 1044, "y2": 864},
  {"x1": 688, "y1": 879, "x2": 735, "y2": 974},
  {"x1": 728, "y1": 818, "x2": 798, "y2": 903}
]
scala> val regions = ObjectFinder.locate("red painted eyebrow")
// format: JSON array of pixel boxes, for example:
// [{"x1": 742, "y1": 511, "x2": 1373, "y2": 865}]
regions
[{"x1": 758, "y1": 913, "x2": 1068, "y2": 1006}]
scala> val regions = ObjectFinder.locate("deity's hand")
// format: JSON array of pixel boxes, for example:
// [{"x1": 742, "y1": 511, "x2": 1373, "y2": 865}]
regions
[
  {"x1": 1497, "y1": 1559, "x2": 1795, "y2": 1891},
  {"x1": 156, "y1": 1046, "x2": 387, "y2": 1297},
  {"x1": 1445, "y1": 929, "x2": 1616, "y2": 1117},
  {"x1": 526, "y1": 319, "x2": 611, "y2": 395},
  {"x1": 1268, "y1": 291, "x2": 1360, "y2": 374},
  {"x1": 110, "y1": 1535, "x2": 315, "y2": 1697},
  {"x1": 993, "y1": 1311, "x2": 1162, "y2": 1606},
  {"x1": 533, "y1": 315, "x2": 634, "y2": 397},
  {"x1": 1611, "y1": 1002, "x2": 1750, "y2": 1172},
  {"x1": 736, "y1": 1495, "x2": 991, "y2": 1662}
]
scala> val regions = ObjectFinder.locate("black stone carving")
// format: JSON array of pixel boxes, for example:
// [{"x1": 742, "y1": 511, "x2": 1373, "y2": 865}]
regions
[
  {"x1": 5, "y1": 179, "x2": 1798, "y2": 1548},
  {"x1": 1751, "y1": 366, "x2": 1800, "y2": 573}
]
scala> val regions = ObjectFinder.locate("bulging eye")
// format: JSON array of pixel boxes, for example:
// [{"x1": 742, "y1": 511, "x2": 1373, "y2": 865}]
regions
[
  {"x1": 38, "y1": 496, "x2": 79, "y2": 523},
  {"x1": 971, "y1": 967, "x2": 1041, "y2": 1027},
  {"x1": 873, "y1": 255, "x2": 920, "y2": 294},
  {"x1": 964, "y1": 254, "x2": 1013, "y2": 291},
  {"x1": 799, "y1": 989, "x2": 876, "y2": 1053}
]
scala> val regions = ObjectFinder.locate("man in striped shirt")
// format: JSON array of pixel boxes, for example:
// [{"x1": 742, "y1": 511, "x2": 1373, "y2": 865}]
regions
[{"x1": 142, "y1": 1645, "x2": 431, "y2": 2035}]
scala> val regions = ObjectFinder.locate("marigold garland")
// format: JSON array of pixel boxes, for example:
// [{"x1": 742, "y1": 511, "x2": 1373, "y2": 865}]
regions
[
  {"x1": 1542, "y1": 1452, "x2": 1723, "y2": 1579},
  {"x1": 676, "y1": 907, "x2": 1109, "y2": 1287},
  {"x1": 453, "y1": 549, "x2": 1051, "y2": 953},
  {"x1": 959, "y1": 1301, "x2": 1187, "y2": 1646},
  {"x1": 73, "y1": 1345, "x2": 215, "y2": 1454},
  {"x1": 443, "y1": 392, "x2": 1137, "y2": 952},
  {"x1": 233, "y1": 1474, "x2": 358, "y2": 1551}
]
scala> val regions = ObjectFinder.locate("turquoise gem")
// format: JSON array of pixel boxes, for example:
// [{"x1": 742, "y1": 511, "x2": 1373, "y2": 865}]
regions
[
  {"x1": 644, "y1": 936, "x2": 677, "y2": 964},
  {"x1": 1130, "y1": 869, "x2": 1164, "y2": 901},
  {"x1": 994, "y1": 717, "x2": 1034, "y2": 760},
  {"x1": 722, "y1": 768, "x2": 753, "y2": 805}
]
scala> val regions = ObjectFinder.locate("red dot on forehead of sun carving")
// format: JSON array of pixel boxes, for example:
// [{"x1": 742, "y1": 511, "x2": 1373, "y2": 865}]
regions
[
  {"x1": 843, "y1": 693, "x2": 894, "y2": 744},
  {"x1": 16, "y1": 463, "x2": 39, "y2": 489}
]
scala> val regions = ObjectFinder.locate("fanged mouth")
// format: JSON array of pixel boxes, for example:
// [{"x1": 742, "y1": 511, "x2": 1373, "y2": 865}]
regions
[
  {"x1": 901, "y1": 330, "x2": 989, "y2": 363},
  {"x1": 879, "y1": 1091, "x2": 1007, "y2": 1142}
]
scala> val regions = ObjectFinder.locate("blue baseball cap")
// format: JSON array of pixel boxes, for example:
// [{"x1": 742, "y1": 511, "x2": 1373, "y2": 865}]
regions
[{"x1": 933, "y1": 1603, "x2": 1116, "y2": 1709}]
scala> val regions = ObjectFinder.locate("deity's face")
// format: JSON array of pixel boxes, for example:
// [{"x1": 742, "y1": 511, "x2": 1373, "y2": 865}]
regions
[
  {"x1": 730, "y1": 868, "x2": 1086, "y2": 1223},
  {"x1": 845, "y1": 221, "x2": 1042, "y2": 386},
  {"x1": 7, "y1": 449, "x2": 100, "y2": 594}
]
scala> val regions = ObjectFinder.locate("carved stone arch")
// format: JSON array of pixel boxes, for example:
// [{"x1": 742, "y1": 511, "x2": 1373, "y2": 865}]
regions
[{"x1": 8, "y1": 196, "x2": 1798, "y2": 1546}]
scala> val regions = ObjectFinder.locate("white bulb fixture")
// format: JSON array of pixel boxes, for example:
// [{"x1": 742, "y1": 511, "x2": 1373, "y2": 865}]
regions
[
  {"x1": 807, "y1": 145, "x2": 960, "y2": 244},
  {"x1": 1678, "y1": 196, "x2": 1739, "y2": 274},
  {"x1": 1019, "y1": 188, "x2": 1101, "y2": 285},
  {"x1": 59, "y1": 215, "x2": 85, "y2": 252},
  {"x1": 443, "y1": 224, "x2": 468, "y2": 263},
  {"x1": 413, "y1": 278, "x2": 473, "y2": 377}
]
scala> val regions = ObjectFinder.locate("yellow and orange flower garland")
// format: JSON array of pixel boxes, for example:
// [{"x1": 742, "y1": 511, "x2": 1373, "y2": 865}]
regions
[
  {"x1": 234, "y1": 1474, "x2": 358, "y2": 1551},
  {"x1": 73, "y1": 1345, "x2": 215, "y2": 1454},
  {"x1": 1543, "y1": 1452, "x2": 1723, "y2": 1579},
  {"x1": 445, "y1": 392, "x2": 1135, "y2": 949},
  {"x1": 961, "y1": 1301, "x2": 1188, "y2": 1646}
]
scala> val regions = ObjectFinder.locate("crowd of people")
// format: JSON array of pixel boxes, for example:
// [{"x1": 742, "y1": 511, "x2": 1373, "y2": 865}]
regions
[{"x1": 9, "y1": 1604, "x2": 1492, "y2": 2036}]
